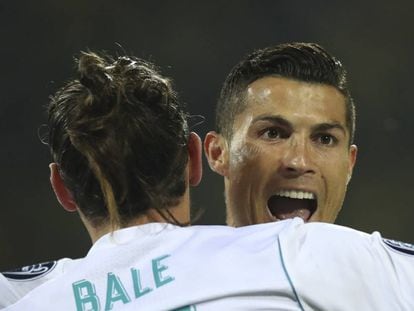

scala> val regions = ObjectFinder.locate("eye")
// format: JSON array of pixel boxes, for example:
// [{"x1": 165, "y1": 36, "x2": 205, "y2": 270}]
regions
[
  {"x1": 263, "y1": 128, "x2": 280, "y2": 139},
  {"x1": 260, "y1": 127, "x2": 289, "y2": 140},
  {"x1": 315, "y1": 133, "x2": 338, "y2": 146}
]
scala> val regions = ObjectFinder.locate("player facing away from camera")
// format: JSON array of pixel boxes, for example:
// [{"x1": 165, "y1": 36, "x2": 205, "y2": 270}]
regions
[
  {"x1": 205, "y1": 42, "x2": 357, "y2": 226},
  {"x1": 2, "y1": 50, "x2": 414, "y2": 311}
]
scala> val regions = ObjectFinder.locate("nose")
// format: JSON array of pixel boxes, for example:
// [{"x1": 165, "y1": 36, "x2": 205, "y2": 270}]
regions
[{"x1": 279, "y1": 137, "x2": 315, "y2": 177}]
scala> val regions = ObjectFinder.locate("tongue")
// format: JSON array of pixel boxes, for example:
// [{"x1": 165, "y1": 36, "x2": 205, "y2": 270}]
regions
[{"x1": 268, "y1": 196, "x2": 311, "y2": 221}]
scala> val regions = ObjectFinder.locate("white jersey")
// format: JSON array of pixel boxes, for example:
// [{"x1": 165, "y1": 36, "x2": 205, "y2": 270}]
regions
[
  {"x1": 0, "y1": 258, "x2": 80, "y2": 308},
  {"x1": 3, "y1": 218, "x2": 414, "y2": 310}
]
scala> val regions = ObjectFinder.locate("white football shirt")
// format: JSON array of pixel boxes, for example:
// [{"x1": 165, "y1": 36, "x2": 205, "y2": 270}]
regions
[
  {"x1": 0, "y1": 258, "x2": 80, "y2": 308},
  {"x1": 3, "y1": 219, "x2": 414, "y2": 310}
]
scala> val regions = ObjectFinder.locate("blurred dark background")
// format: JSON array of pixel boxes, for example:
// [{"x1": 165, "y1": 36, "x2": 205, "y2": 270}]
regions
[{"x1": 1, "y1": 0, "x2": 413, "y2": 270}]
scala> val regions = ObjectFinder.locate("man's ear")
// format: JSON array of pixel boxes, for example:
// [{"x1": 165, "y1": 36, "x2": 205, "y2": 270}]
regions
[
  {"x1": 347, "y1": 144, "x2": 358, "y2": 184},
  {"x1": 204, "y1": 131, "x2": 229, "y2": 177},
  {"x1": 49, "y1": 163, "x2": 77, "y2": 212},
  {"x1": 187, "y1": 132, "x2": 203, "y2": 186}
]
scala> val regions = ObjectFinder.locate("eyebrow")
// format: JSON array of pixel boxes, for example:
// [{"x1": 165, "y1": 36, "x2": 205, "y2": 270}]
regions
[
  {"x1": 251, "y1": 115, "x2": 293, "y2": 128},
  {"x1": 311, "y1": 122, "x2": 346, "y2": 135},
  {"x1": 251, "y1": 115, "x2": 347, "y2": 135}
]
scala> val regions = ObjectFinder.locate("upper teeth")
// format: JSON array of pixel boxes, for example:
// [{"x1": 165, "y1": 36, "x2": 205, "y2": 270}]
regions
[{"x1": 275, "y1": 190, "x2": 315, "y2": 200}]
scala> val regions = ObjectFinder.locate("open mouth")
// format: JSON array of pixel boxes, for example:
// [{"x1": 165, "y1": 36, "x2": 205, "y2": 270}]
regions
[{"x1": 267, "y1": 190, "x2": 317, "y2": 222}]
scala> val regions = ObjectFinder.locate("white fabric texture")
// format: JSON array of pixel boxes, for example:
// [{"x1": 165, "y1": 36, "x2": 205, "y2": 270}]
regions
[
  {"x1": 3, "y1": 219, "x2": 414, "y2": 310},
  {"x1": 0, "y1": 258, "x2": 80, "y2": 308}
]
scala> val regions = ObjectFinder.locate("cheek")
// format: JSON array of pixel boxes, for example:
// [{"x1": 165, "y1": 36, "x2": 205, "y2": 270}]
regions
[
  {"x1": 229, "y1": 143, "x2": 261, "y2": 177},
  {"x1": 322, "y1": 156, "x2": 351, "y2": 188},
  {"x1": 229, "y1": 141, "x2": 256, "y2": 164}
]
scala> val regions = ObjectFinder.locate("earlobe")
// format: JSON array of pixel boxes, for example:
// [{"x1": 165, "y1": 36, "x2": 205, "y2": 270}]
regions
[
  {"x1": 49, "y1": 163, "x2": 78, "y2": 212},
  {"x1": 187, "y1": 132, "x2": 203, "y2": 186},
  {"x1": 203, "y1": 131, "x2": 229, "y2": 177}
]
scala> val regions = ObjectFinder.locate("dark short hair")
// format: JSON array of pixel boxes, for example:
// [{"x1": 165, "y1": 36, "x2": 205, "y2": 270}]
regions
[
  {"x1": 47, "y1": 51, "x2": 189, "y2": 228},
  {"x1": 216, "y1": 42, "x2": 356, "y2": 144}
]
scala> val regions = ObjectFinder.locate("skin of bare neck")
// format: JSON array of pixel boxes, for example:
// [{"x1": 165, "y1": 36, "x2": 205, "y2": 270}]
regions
[{"x1": 81, "y1": 175, "x2": 191, "y2": 244}]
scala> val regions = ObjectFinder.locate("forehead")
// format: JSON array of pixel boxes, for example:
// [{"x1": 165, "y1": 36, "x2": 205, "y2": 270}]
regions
[{"x1": 234, "y1": 76, "x2": 347, "y2": 130}]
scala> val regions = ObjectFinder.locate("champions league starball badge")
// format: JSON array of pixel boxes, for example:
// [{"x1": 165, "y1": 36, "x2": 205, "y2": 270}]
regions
[{"x1": 2, "y1": 261, "x2": 57, "y2": 281}]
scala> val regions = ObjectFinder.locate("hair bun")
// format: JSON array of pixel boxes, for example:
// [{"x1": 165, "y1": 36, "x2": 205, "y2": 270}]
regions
[
  {"x1": 78, "y1": 52, "x2": 112, "y2": 94},
  {"x1": 133, "y1": 78, "x2": 167, "y2": 105},
  {"x1": 115, "y1": 57, "x2": 170, "y2": 106}
]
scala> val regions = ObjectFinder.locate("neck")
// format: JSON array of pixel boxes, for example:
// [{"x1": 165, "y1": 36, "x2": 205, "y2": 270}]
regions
[{"x1": 82, "y1": 189, "x2": 191, "y2": 244}]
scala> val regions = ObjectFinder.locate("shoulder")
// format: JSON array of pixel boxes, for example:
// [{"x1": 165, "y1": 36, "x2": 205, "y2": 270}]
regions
[
  {"x1": 0, "y1": 258, "x2": 79, "y2": 308},
  {"x1": 280, "y1": 221, "x2": 414, "y2": 260},
  {"x1": 277, "y1": 222, "x2": 414, "y2": 310},
  {"x1": 2, "y1": 257, "x2": 80, "y2": 282},
  {"x1": 382, "y1": 238, "x2": 414, "y2": 256},
  {"x1": 187, "y1": 220, "x2": 296, "y2": 249},
  {"x1": 0, "y1": 273, "x2": 19, "y2": 308},
  {"x1": 189, "y1": 218, "x2": 297, "y2": 237},
  {"x1": 297, "y1": 222, "x2": 414, "y2": 258},
  {"x1": 2, "y1": 260, "x2": 59, "y2": 282},
  {"x1": 0, "y1": 261, "x2": 59, "y2": 308}
]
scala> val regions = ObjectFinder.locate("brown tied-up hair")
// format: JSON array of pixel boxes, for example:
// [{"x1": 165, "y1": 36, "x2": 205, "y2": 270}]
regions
[{"x1": 48, "y1": 51, "x2": 189, "y2": 230}]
